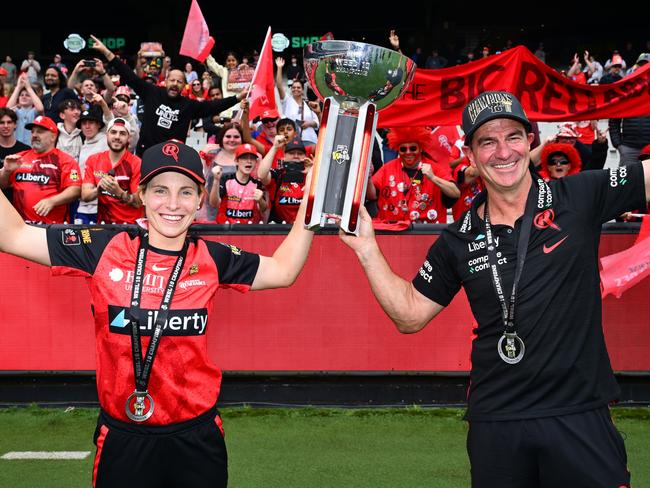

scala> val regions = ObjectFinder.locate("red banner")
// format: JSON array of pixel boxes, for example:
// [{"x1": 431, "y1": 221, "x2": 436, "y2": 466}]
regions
[{"x1": 379, "y1": 46, "x2": 650, "y2": 128}]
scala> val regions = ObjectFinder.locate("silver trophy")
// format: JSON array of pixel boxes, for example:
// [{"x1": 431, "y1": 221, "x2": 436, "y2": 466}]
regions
[{"x1": 303, "y1": 41, "x2": 416, "y2": 234}]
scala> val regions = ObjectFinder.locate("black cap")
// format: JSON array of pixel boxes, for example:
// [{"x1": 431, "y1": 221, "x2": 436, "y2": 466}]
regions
[
  {"x1": 462, "y1": 91, "x2": 531, "y2": 143},
  {"x1": 140, "y1": 140, "x2": 206, "y2": 186},
  {"x1": 76, "y1": 106, "x2": 105, "y2": 129},
  {"x1": 284, "y1": 138, "x2": 306, "y2": 154}
]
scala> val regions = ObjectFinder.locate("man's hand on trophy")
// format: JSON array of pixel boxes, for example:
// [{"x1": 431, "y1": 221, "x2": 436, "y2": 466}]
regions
[{"x1": 338, "y1": 206, "x2": 377, "y2": 251}]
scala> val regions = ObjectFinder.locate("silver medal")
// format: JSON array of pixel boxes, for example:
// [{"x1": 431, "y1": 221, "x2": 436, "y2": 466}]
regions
[
  {"x1": 125, "y1": 390, "x2": 155, "y2": 422},
  {"x1": 498, "y1": 332, "x2": 525, "y2": 364}
]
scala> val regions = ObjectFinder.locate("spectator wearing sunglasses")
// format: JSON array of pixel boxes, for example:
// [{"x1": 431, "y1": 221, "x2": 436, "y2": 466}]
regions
[
  {"x1": 366, "y1": 126, "x2": 459, "y2": 224},
  {"x1": 539, "y1": 143, "x2": 581, "y2": 181}
]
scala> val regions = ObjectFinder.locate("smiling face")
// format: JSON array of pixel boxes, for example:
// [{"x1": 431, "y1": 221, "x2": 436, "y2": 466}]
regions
[
  {"x1": 397, "y1": 142, "x2": 422, "y2": 168},
  {"x1": 139, "y1": 171, "x2": 202, "y2": 251},
  {"x1": 221, "y1": 127, "x2": 242, "y2": 151},
  {"x1": 107, "y1": 125, "x2": 130, "y2": 153},
  {"x1": 463, "y1": 118, "x2": 534, "y2": 195}
]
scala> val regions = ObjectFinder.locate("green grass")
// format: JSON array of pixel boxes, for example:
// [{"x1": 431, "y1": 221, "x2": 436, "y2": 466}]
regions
[{"x1": 0, "y1": 406, "x2": 649, "y2": 487}]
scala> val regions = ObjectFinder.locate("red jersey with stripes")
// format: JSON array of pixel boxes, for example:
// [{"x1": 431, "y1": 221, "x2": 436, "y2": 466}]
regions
[
  {"x1": 11, "y1": 148, "x2": 81, "y2": 223},
  {"x1": 46, "y1": 225, "x2": 259, "y2": 425},
  {"x1": 217, "y1": 173, "x2": 265, "y2": 224},
  {"x1": 83, "y1": 150, "x2": 144, "y2": 224},
  {"x1": 371, "y1": 158, "x2": 448, "y2": 223}
]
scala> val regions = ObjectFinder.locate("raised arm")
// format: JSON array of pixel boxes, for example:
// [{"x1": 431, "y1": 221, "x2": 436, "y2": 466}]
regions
[
  {"x1": 421, "y1": 163, "x2": 461, "y2": 199},
  {"x1": 258, "y1": 135, "x2": 287, "y2": 185},
  {"x1": 7, "y1": 75, "x2": 25, "y2": 110},
  {"x1": 0, "y1": 154, "x2": 50, "y2": 266},
  {"x1": 208, "y1": 165, "x2": 222, "y2": 209},
  {"x1": 251, "y1": 172, "x2": 315, "y2": 290},
  {"x1": 239, "y1": 99, "x2": 267, "y2": 154},
  {"x1": 339, "y1": 206, "x2": 443, "y2": 333},
  {"x1": 275, "y1": 57, "x2": 286, "y2": 100}
]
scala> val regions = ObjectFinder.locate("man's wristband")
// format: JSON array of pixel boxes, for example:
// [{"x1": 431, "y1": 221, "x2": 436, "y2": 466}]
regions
[{"x1": 97, "y1": 71, "x2": 107, "y2": 76}]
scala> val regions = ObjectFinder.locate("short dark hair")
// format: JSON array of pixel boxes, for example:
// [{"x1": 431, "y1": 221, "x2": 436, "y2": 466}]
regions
[
  {"x1": 0, "y1": 107, "x2": 18, "y2": 123},
  {"x1": 277, "y1": 118, "x2": 296, "y2": 131},
  {"x1": 58, "y1": 98, "x2": 81, "y2": 113}
]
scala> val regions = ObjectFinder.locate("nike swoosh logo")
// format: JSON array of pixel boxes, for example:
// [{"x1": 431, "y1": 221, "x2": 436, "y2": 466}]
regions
[
  {"x1": 543, "y1": 235, "x2": 569, "y2": 254},
  {"x1": 152, "y1": 264, "x2": 169, "y2": 272}
]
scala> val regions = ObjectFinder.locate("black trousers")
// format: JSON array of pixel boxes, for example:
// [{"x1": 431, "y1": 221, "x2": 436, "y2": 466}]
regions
[
  {"x1": 92, "y1": 406, "x2": 227, "y2": 488},
  {"x1": 467, "y1": 407, "x2": 630, "y2": 488}
]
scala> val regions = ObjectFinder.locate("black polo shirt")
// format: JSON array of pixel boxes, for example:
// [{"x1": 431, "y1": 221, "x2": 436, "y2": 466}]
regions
[{"x1": 413, "y1": 164, "x2": 646, "y2": 421}]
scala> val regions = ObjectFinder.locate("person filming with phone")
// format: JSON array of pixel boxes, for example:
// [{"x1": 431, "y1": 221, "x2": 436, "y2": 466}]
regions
[
  {"x1": 67, "y1": 57, "x2": 115, "y2": 109},
  {"x1": 256, "y1": 135, "x2": 312, "y2": 224}
]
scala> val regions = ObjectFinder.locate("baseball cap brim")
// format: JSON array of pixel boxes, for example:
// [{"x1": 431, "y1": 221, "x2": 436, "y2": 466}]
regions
[{"x1": 139, "y1": 166, "x2": 205, "y2": 186}]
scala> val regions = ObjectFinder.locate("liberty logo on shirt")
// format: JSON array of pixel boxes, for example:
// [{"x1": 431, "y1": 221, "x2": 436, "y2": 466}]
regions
[{"x1": 108, "y1": 305, "x2": 209, "y2": 335}]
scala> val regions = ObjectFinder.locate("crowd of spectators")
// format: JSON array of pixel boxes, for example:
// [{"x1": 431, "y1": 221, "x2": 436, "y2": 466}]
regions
[{"x1": 1, "y1": 32, "x2": 649, "y2": 227}]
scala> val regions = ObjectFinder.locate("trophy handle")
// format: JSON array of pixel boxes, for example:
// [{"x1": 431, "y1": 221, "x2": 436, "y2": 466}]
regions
[{"x1": 304, "y1": 98, "x2": 337, "y2": 230}]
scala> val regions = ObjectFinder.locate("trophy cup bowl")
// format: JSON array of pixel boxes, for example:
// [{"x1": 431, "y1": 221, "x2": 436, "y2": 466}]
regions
[{"x1": 303, "y1": 41, "x2": 416, "y2": 234}]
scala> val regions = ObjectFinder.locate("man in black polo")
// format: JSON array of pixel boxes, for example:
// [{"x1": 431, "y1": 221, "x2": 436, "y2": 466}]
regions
[
  {"x1": 89, "y1": 35, "x2": 245, "y2": 156},
  {"x1": 341, "y1": 90, "x2": 650, "y2": 487}
]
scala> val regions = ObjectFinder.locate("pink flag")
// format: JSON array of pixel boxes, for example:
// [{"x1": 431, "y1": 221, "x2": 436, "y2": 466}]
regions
[
  {"x1": 600, "y1": 215, "x2": 650, "y2": 298},
  {"x1": 248, "y1": 27, "x2": 277, "y2": 121},
  {"x1": 179, "y1": 0, "x2": 215, "y2": 63}
]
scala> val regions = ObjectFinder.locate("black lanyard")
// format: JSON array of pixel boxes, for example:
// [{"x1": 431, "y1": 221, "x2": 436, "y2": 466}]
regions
[
  {"x1": 483, "y1": 183, "x2": 537, "y2": 335},
  {"x1": 128, "y1": 232, "x2": 189, "y2": 395}
]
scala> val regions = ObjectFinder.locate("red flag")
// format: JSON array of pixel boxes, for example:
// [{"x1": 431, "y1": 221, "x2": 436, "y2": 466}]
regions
[
  {"x1": 179, "y1": 0, "x2": 215, "y2": 63},
  {"x1": 248, "y1": 27, "x2": 277, "y2": 121},
  {"x1": 600, "y1": 215, "x2": 650, "y2": 298}
]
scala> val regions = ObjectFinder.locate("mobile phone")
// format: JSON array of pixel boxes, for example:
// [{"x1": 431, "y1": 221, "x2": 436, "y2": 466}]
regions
[
  {"x1": 84, "y1": 59, "x2": 96, "y2": 67},
  {"x1": 282, "y1": 160, "x2": 305, "y2": 184}
]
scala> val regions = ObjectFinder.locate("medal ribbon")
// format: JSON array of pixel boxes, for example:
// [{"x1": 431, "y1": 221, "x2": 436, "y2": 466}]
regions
[{"x1": 128, "y1": 232, "x2": 189, "y2": 395}]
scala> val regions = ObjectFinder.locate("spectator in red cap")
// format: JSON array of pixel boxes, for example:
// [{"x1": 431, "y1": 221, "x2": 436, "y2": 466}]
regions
[
  {"x1": 0, "y1": 115, "x2": 81, "y2": 223},
  {"x1": 0, "y1": 138, "x2": 317, "y2": 487},
  {"x1": 210, "y1": 142, "x2": 267, "y2": 223},
  {"x1": 91, "y1": 36, "x2": 245, "y2": 156},
  {"x1": 367, "y1": 126, "x2": 460, "y2": 224},
  {"x1": 254, "y1": 108, "x2": 280, "y2": 155}
]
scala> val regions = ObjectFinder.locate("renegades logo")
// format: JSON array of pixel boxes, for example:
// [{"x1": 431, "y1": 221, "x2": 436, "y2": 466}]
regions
[{"x1": 533, "y1": 209, "x2": 561, "y2": 231}]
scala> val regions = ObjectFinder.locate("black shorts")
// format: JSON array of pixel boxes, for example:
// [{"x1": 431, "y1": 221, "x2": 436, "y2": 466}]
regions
[
  {"x1": 92, "y1": 405, "x2": 227, "y2": 488},
  {"x1": 467, "y1": 407, "x2": 630, "y2": 488}
]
